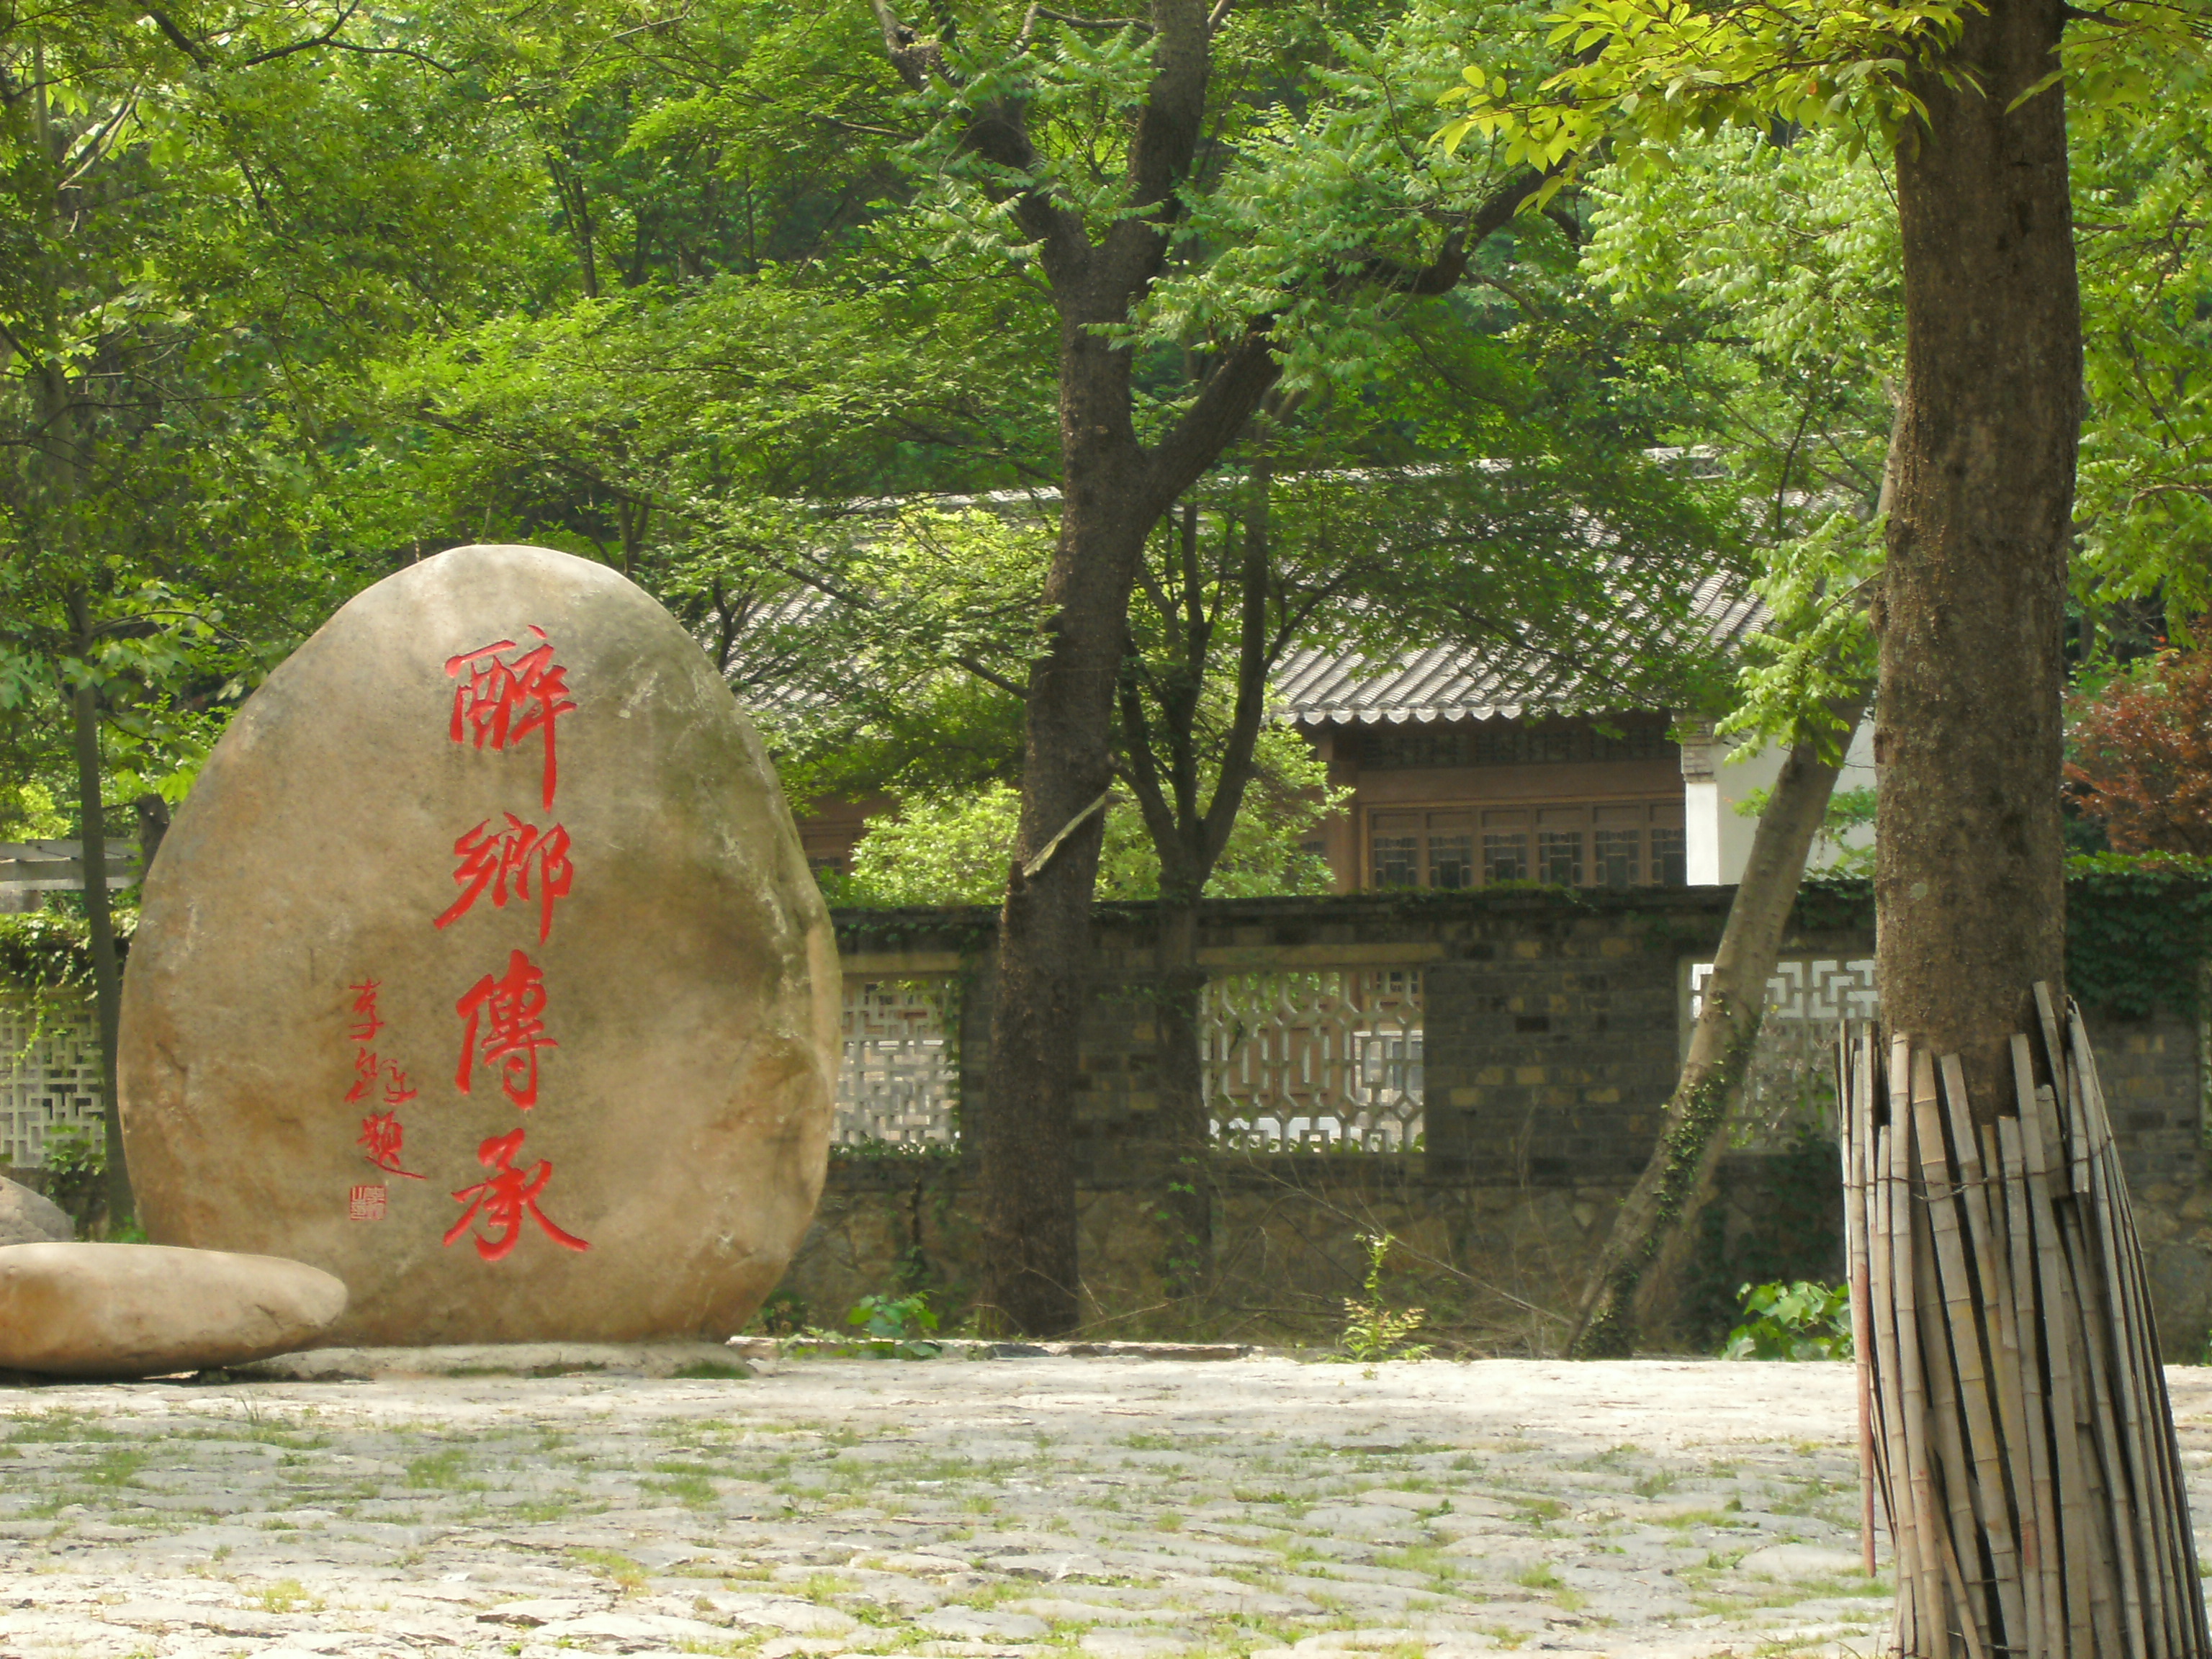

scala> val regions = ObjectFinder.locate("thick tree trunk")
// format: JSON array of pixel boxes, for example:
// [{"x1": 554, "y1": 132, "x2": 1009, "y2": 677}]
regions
[
  {"x1": 1152, "y1": 896, "x2": 1211, "y2": 1308},
  {"x1": 1568, "y1": 711, "x2": 1862, "y2": 1357},
  {"x1": 1878, "y1": 0, "x2": 2080, "y2": 1108},
  {"x1": 868, "y1": 0, "x2": 1536, "y2": 1334},
  {"x1": 974, "y1": 321, "x2": 1152, "y2": 1335}
]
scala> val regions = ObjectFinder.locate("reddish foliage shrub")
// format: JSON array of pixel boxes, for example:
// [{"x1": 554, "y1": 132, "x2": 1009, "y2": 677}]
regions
[{"x1": 2068, "y1": 645, "x2": 2212, "y2": 855}]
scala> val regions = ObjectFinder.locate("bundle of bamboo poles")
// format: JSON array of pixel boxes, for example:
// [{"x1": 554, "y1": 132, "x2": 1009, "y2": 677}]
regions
[{"x1": 1841, "y1": 984, "x2": 2208, "y2": 1658}]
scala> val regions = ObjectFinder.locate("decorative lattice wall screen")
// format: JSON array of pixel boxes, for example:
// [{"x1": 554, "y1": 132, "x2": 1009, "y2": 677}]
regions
[
  {"x1": 1202, "y1": 969, "x2": 1425, "y2": 1151},
  {"x1": 3, "y1": 969, "x2": 1439, "y2": 1161},
  {"x1": 1684, "y1": 956, "x2": 1879, "y2": 1145},
  {"x1": 0, "y1": 993, "x2": 104, "y2": 1168},
  {"x1": 827, "y1": 969, "x2": 1429, "y2": 1151},
  {"x1": 836, "y1": 980, "x2": 957, "y2": 1148}
]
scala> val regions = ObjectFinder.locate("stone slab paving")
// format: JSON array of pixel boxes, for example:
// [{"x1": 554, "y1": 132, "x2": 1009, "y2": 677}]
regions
[{"x1": 4, "y1": 1355, "x2": 2211, "y2": 1659}]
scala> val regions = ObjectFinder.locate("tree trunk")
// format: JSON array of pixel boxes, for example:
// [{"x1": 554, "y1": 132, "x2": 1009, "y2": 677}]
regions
[
  {"x1": 65, "y1": 592, "x2": 132, "y2": 1232},
  {"x1": 864, "y1": 0, "x2": 1537, "y2": 1334},
  {"x1": 1878, "y1": 0, "x2": 2080, "y2": 1108},
  {"x1": 1568, "y1": 708, "x2": 1862, "y2": 1357},
  {"x1": 974, "y1": 328, "x2": 1152, "y2": 1334},
  {"x1": 1152, "y1": 895, "x2": 1212, "y2": 1308}
]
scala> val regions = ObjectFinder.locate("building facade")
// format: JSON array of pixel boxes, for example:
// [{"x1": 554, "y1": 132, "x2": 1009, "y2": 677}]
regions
[{"x1": 788, "y1": 629, "x2": 1879, "y2": 891}]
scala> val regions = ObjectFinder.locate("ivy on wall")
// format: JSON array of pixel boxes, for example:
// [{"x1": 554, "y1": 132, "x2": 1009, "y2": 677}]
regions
[
  {"x1": 1795, "y1": 860, "x2": 2212, "y2": 1021},
  {"x1": 2063, "y1": 854, "x2": 2212, "y2": 1020},
  {"x1": 0, "y1": 911, "x2": 132, "y2": 992}
]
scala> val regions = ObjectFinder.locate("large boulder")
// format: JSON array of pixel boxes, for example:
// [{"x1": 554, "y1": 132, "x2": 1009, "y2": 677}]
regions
[
  {"x1": 118, "y1": 544, "x2": 838, "y2": 1344},
  {"x1": 0, "y1": 1176, "x2": 72, "y2": 1245},
  {"x1": 0, "y1": 1243, "x2": 346, "y2": 1377}
]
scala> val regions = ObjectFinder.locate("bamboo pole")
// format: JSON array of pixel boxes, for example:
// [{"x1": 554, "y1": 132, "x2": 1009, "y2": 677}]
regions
[
  {"x1": 2000, "y1": 1107, "x2": 2066, "y2": 1651},
  {"x1": 2062, "y1": 1187, "x2": 2146, "y2": 1658},
  {"x1": 1845, "y1": 1028, "x2": 1879, "y2": 1578},
  {"x1": 1869, "y1": 1106, "x2": 1923, "y2": 1653},
  {"x1": 1978, "y1": 1116, "x2": 2045, "y2": 1659},
  {"x1": 2021, "y1": 1073, "x2": 2099, "y2": 1655},
  {"x1": 2066, "y1": 1020, "x2": 2167, "y2": 1659},
  {"x1": 1917, "y1": 1208, "x2": 1992, "y2": 1654},
  {"x1": 2073, "y1": 1011, "x2": 2194, "y2": 1658},
  {"x1": 1928, "y1": 1053, "x2": 2026, "y2": 1647},
  {"x1": 1892, "y1": 1036, "x2": 1950, "y2": 1658},
  {"x1": 1856, "y1": 1004, "x2": 2206, "y2": 1658}
]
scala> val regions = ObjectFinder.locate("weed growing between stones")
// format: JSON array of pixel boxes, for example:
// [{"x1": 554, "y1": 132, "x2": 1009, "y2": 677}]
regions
[
  {"x1": 1337, "y1": 1234, "x2": 1430, "y2": 1362},
  {"x1": 254, "y1": 1578, "x2": 320, "y2": 1612}
]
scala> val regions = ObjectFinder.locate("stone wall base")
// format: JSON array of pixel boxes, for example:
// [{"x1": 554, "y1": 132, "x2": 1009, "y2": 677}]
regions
[{"x1": 774, "y1": 1148, "x2": 1853, "y2": 1357}]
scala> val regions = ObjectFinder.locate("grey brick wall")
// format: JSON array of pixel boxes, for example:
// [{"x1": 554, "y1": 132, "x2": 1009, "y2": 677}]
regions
[{"x1": 820, "y1": 890, "x2": 2212, "y2": 1357}]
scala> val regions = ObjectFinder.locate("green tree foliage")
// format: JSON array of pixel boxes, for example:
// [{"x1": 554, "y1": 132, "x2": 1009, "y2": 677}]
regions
[
  {"x1": 1582, "y1": 94, "x2": 2212, "y2": 684},
  {"x1": 0, "y1": 1, "x2": 545, "y2": 813},
  {"x1": 1721, "y1": 1280, "x2": 1851, "y2": 1361},
  {"x1": 832, "y1": 734, "x2": 1339, "y2": 909},
  {"x1": 0, "y1": 1, "x2": 552, "y2": 1220}
]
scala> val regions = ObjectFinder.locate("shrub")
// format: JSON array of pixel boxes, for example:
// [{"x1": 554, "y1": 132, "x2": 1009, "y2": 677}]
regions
[
  {"x1": 848, "y1": 1291, "x2": 940, "y2": 1359},
  {"x1": 2069, "y1": 643, "x2": 2212, "y2": 855},
  {"x1": 1722, "y1": 1280, "x2": 1852, "y2": 1360}
]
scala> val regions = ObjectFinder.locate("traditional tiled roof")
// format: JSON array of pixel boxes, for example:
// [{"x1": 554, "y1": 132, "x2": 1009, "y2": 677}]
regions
[
  {"x1": 731, "y1": 465, "x2": 1763, "y2": 727},
  {"x1": 1269, "y1": 571, "x2": 1762, "y2": 726}
]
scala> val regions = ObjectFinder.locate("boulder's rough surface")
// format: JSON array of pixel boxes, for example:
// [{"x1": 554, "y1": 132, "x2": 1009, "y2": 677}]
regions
[
  {"x1": 0, "y1": 1177, "x2": 72, "y2": 1245},
  {"x1": 119, "y1": 544, "x2": 837, "y2": 1344},
  {"x1": 0, "y1": 1242, "x2": 346, "y2": 1377}
]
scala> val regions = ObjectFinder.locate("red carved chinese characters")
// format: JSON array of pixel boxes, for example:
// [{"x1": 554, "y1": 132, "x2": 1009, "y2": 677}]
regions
[
  {"x1": 347, "y1": 980, "x2": 385, "y2": 1044},
  {"x1": 443, "y1": 1128, "x2": 589, "y2": 1260},
  {"x1": 436, "y1": 621, "x2": 588, "y2": 1262},
  {"x1": 446, "y1": 628, "x2": 575, "y2": 810},
  {"x1": 344, "y1": 1045, "x2": 382, "y2": 1105},
  {"x1": 357, "y1": 1110, "x2": 426, "y2": 1180},
  {"x1": 433, "y1": 814, "x2": 573, "y2": 943},
  {"x1": 454, "y1": 948, "x2": 557, "y2": 1110},
  {"x1": 344, "y1": 981, "x2": 420, "y2": 1202}
]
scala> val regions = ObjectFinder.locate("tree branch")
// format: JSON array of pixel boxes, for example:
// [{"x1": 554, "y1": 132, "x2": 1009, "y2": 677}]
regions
[
  {"x1": 235, "y1": 1, "x2": 363, "y2": 68},
  {"x1": 1097, "y1": 0, "x2": 1211, "y2": 289},
  {"x1": 867, "y1": 0, "x2": 953, "y2": 90},
  {"x1": 1143, "y1": 169, "x2": 1550, "y2": 518},
  {"x1": 1038, "y1": 9, "x2": 1154, "y2": 29},
  {"x1": 868, "y1": 0, "x2": 1089, "y2": 271},
  {"x1": 1197, "y1": 454, "x2": 1276, "y2": 870},
  {"x1": 142, "y1": 8, "x2": 212, "y2": 66}
]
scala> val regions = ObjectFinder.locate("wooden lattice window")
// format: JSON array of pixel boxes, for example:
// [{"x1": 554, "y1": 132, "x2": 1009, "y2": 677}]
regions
[{"x1": 1371, "y1": 799, "x2": 1684, "y2": 890}]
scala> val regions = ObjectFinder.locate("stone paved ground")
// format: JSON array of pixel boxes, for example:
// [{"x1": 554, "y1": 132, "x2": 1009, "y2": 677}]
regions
[{"x1": 5, "y1": 1356, "x2": 2212, "y2": 1659}]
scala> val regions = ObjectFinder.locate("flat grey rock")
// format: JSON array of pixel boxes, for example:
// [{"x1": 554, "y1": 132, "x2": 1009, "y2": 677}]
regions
[
  {"x1": 1080, "y1": 1629, "x2": 1196, "y2": 1658},
  {"x1": 536, "y1": 1610, "x2": 731, "y2": 1648},
  {"x1": 0, "y1": 1176, "x2": 71, "y2": 1245},
  {"x1": 232, "y1": 1341, "x2": 749, "y2": 1381},
  {"x1": 0, "y1": 1241, "x2": 345, "y2": 1377},
  {"x1": 919, "y1": 1609, "x2": 1051, "y2": 1641},
  {"x1": 701, "y1": 1593, "x2": 860, "y2": 1635},
  {"x1": 480, "y1": 1598, "x2": 601, "y2": 1626}
]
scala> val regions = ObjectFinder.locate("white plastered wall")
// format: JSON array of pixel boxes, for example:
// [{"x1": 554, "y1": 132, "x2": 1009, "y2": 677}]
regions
[{"x1": 1680, "y1": 716, "x2": 1876, "y2": 886}]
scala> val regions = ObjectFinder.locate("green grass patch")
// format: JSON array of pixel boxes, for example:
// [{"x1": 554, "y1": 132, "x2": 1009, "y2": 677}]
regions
[{"x1": 571, "y1": 1547, "x2": 651, "y2": 1593}]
